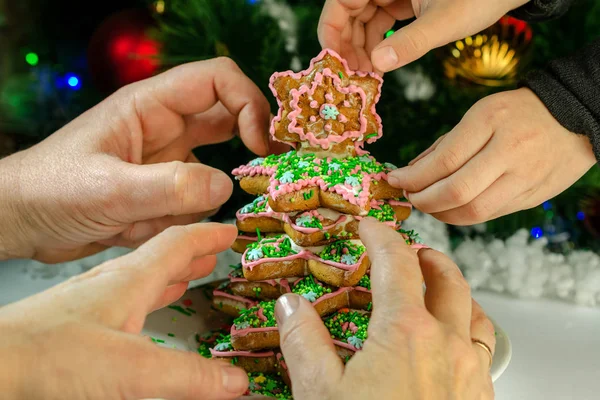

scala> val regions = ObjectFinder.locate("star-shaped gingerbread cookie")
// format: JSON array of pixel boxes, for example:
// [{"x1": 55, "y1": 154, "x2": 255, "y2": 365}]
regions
[{"x1": 269, "y1": 49, "x2": 383, "y2": 158}]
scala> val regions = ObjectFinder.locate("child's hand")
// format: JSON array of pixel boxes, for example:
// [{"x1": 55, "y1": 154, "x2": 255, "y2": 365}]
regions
[
  {"x1": 388, "y1": 88, "x2": 596, "y2": 225},
  {"x1": 318, "y1": 0, "x2": 528, "y2": 73},
  {"x1": 0, "y1": 223, "x2": 249, "y2": 400}
]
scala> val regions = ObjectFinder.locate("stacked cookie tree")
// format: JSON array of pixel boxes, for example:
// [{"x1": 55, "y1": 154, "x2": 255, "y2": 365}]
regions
[{"x1": 205, "y1": 50, "x2": 426, "y2": 398}]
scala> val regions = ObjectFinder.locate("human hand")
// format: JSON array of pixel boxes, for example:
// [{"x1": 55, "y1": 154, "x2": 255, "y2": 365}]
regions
[
  {"x1": 318, "y1": 0, "x2": 529, "y2": 73},
  {"x1": 0, "y1": 222, "x2": 251, "y2": 400},
  {"x1": 387, "y1": 88, "x2": 597, "y2": 225},
  {"x1": 275, "y1": 218, "x2": 496, "y2": 399},
  {"x1": 0, "y1": 57, "x2": 284, "y2": 263}
]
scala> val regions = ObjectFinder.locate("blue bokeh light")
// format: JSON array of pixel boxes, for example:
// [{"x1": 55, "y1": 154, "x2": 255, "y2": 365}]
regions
[
  {"x1": 530, "y1": 226, "x2": 544, "y2": 239},
  {"x1": 577, "y1": 211, "x2": 585, "y2": 221},
  {"x1": 542, "y1": 201, "x2": 552, "y2": 211}
]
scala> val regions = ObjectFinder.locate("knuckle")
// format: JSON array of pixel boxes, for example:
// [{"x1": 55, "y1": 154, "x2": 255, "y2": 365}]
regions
[
  {"x1": 446, "y1": 176, "x2": 472, "y2": 205},
  {"x1": 403, "y1": 26, "x2": 429, "y2": 57},
  {"x1": 373, "y1": 237, "x2": 419, "y2": 264},
  {"x1": 435, "y1": 265, "x2": 471, "y2": 296},
  {"x1": 165, "y1": 161, "x2": 191, "y2": 215},
  {"x1": 279, "y1": 314, "x2": 318, "y2": 349},
  {"x1": 436, "y1": 148, "x2": 462, "y2": 174},
  {"x1": 213, "y1": 56, "x2": 239, "y2": 71},
  {"x1": 464, "y1": 198, "x2": 495, "y2": 223}
]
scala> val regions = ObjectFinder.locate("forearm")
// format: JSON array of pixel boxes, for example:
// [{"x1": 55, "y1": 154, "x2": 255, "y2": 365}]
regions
[
  {"x1": 522, "y1": 38, "x2": 600, "y2": 161},
  {"x1": 0, "y1": 153, "x2": 31, "y2": 260},
  {"x1": 509, "y1": 0, "x2": 576, "y2": 21}
]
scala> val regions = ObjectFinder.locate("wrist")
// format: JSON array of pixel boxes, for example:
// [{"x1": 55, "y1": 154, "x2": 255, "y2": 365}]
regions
[{"x1": 0, "y1": 154, "x2": 33, "y2": 260}]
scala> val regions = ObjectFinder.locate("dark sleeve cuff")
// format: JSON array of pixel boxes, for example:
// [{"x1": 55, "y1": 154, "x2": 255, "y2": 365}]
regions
[
  {"x1": 522, "y1": 70, "x2": 600, "y2": 162},
  {"x1": 509, "y1": 0, "x2": 575, "y2": 22}
]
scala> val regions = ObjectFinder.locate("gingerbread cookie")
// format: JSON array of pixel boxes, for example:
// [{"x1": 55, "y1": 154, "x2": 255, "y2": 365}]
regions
[{"x1": 269, "y1": 49, "x2": 383, "y2": 158}]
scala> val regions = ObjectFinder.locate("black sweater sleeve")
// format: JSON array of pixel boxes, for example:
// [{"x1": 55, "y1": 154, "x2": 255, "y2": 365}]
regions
[
  {"x1": 522, "y1": 39, "x2": 600, "y2": 161},
  {"x1": 509, "y1": 0, "x2": 575, "y2": 22}
]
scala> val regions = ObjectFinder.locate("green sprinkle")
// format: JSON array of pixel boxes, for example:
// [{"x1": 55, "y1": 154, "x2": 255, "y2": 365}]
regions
[
  {"x1": 324, "y1": 232, "x2": 331, "y2": 240},
  {"x1": 338, "y1": 71, "x2": 343, "y2": 79},
  {"x1": 365, "y1": 133, "x2": 378, "y2": 140},
  {"x1": 366, "y1": 302, "x2": 372, "y2": 311},
  {"x1": 219, "y1": 302, "x2": 223, "y2": 309},
  {"x1": 151, "y1": 337, "x2": 165, "y2": 344},
  {"x1": 186, "y1": 308, "x2": 197, "y2": 314},
  {"x1": 168, "y1": 333, "x2": 175, "y2": 337},
  {"x1": 357, "y1": 275, "x2": 371, "y2": 290},
  {"x1": 168, "y1": 305, "x2": 192, "y2": 316},
  {"x1": 233, "y1": 301, "x2": 277, "y2": 329},
  {"x1": 292, "y1": 275, "x2": 332, "y2": 301},
  {"x1": 319, "y1": 240, "x2": 365, "y2": 264},
  {"x1": 254, "y1": 359, "x2": 260, "y2": 364},
  {"x1": 256, "y1": 228, "x2": 262, "y2": 241},
  {"x1": 231, "y1": 357, "x2": 238, "y2": 365},
  {"x1": 172, "y1": 317, "x2": 177, "y2": 322}
]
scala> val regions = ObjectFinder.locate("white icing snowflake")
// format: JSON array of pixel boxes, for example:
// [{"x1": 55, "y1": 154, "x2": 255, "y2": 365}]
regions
[
  {"x1": 344, "y1": 176, "x2": 361, "y2": 187},
  {"x1": 348, "y1": 335, "x2": 364, "y2": 349},
  {"x1": 214, "y1": 342, "x2": 232, "y2": 351},
  {"x1": 358, "y1": 156, "x2": 372, "y2": 163},
  {"x1": 235, "y1": 321, "x2": 251, "y2": 330},
  {"x1": 328, "y1": 162, "x2": 340, "y2": 172},
  {"x1": 240, "y1": 202, "x2": 255, "y2": 214},
  {"x1": 297, "y1": 160, "x2": 310, "y2": 168},
  {"x1": 279, "y1": 170, "x2": 295, "y2": 184},
  {"x1": 249, "y1": 158, "x2": 265, "y2": 167},
  {"x1": 384, "y1": 162, "x2": 398, "y2": 170},
  {"x1": 301, "y1": 290, "x2": 318, "y2": 302},
  {"x1": 321, "y1": 104, "x2": 340, "y2": 120},
  {"x1": 341, "y1": 254, "x2": 357, "y2": 265},
  {"x1": 247, "y1": 247, "x2": 264, "y2": 261},
  {"x1": 295, "y1": 215, "x2": 314, "y2": 227}
]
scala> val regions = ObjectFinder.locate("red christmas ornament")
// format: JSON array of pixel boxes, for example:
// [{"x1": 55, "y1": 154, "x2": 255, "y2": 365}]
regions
[{"x1": 88, "y1": 8, "x2": 160, "y2": 94}]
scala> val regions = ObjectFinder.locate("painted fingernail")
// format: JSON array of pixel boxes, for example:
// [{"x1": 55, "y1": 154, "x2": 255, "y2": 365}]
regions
[
  {"x1": 221, "y1": 365, "x2": 249, "y2": 394},
  {"x1": 209, "y1": 171, "x2": 232, "y2": 208},
  {"x1": 372, "y1": 46, "x2": 399, "y2": 72},
  {"x1": 275, "y1": 294, "x2": 300, "y2": 325}
]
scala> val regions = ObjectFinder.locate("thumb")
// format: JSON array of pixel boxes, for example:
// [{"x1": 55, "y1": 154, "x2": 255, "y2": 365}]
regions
[
  {"x1": 275, "y1": 294, "x2": 343, "y2": 398},
  {"x1": 371, "y1": 2, "x2": 510, "y2": 72},
  {"x1": 119, "y1": 160, "x2": 233, "y2": 222},
  {"x1": 120, "y1": 334, "x2": 248, "y2": 400}
]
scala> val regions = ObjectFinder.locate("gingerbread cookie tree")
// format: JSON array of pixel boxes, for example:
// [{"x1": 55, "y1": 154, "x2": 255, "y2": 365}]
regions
[{"x1": 203, "y1": 50, "x2": 426, "y2": 399}]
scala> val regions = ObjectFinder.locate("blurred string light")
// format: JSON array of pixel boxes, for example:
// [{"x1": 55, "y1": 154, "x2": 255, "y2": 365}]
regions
[
  {"x1": 530, "y1": 226, "x2": 544, "y2": 239},
  {"x1": 577, "y1": 211, "x2": 585, "y2": 221},
  {"x1": 65, "y1": 74, "x2": 82, "y2": 90},
  {"x1": 542, "y1": 201, "x2": 552, "y2": 211},
  {"x1": 385, "y1": 30, "x2": 395, "y2": 38},
  {"x1": 25, "y1": 52, "x2": 39, "y2": 66},
  {"x1": 154, "y1": 0, "x2": 165, "y2": 14}
]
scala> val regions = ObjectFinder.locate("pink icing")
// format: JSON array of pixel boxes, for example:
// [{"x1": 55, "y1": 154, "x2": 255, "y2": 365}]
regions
[
  {"x1": 312, "y1": 287, "x2": 352, "y2": 308},
  {"x1": 237, "y1": 234, "x2": 258, "y2": 241},
  {"x1": 339, "y1": 114, "x2": 348, "y2": 123},
  {"x1": 242, "y1": 242, "x2": 368, "y2": 273},
  {"x1": 324, "y1": 124, "x2": 332, "y2": 132},
  {"x1": 353, "y1": 286, "x2": 371, "y2": 293},
  {"x1": 210, "y1": 349, "x2": 275, "y2": 358},
  {"x1": 213, "y1": 290, "x2": 257, "y2": 306},
  {"x1": 411, "y1": 244, "x2": 430, "y2": 250},
  {"x1": 231, "y1": 326, "x2": 279, "y2": 338},
  {"x1": 349, "y1": 322, "x2": 358, "y2": 333},
  {"x1": 388, "y1": 200, "x2": 413, "y2": 209},
  {"x1": 310, "y1": 115, "x2": 317, "y2": 122},
  {"x1": 269, "y1": 49, "x2": 384, "y2": 151},
  {"x1": 325, "y1": 93, "x2": 334, "y2": 102},
  {"x1": 333, "y1": 339, "x2": 360, "y2": 352},
  {"x1": 277, "y1": 353, "x2": 288, "y2": 371},
  {"x1": 231, "y1": 165, "x2": 276, "y2": 178},
  {"x1": 257, "y1": 307, "x2": 268, "y2": 322},
  {"x1": 341, "y1": 322, "x2": 349, "y2": 333},
  {"x1": 286, "y1": 69, "x2": 368, "y2": 149}
]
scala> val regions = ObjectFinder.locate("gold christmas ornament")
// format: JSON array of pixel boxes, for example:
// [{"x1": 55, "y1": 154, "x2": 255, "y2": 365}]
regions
[{"x1": 442, "y1": 16, "x2": 533, "y2": 87}]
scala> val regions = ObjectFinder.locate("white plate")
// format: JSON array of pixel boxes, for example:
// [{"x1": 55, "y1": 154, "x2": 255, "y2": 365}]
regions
[{"x1": 142, "y1": 282, "x2": 512, "y2": 392}]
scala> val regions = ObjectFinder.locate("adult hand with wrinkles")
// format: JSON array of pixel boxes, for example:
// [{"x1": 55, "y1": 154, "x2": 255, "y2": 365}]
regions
[
  {"x1": 0, "y1": 57, "x2": 284, "y2": 263},
  {"x1": 0, "y1": 223, "x2": 251, "y2": 400},
  {"x1": 275, "y1": 218, "x2": 496, "y2": 399},
  {"x1": 318, "y1": 0, "x2": 529, "y2": 73}
]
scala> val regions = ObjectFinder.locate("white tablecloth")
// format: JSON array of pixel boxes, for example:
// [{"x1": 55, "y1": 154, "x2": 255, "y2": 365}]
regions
[{"x1": 1, "y1": 249, "x2": 599, "y2": 400}]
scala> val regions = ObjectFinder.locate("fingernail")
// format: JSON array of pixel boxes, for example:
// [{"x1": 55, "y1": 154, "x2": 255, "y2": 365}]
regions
[
  {"x1": 209, "y1": 171, "x2": 232, "y2": 208},
  {"x1": 372, "y1": 46, "x2": 399, "y2": 72},
  {"x1": 275, "y1": 294, "x2": 300, "y2": 325},
  {"x1": 387, "y1": 169, "x2": 406, "y2": 188},
  {"x1": 221, "y1": 365, "x2": 249, "y2": 394}
]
